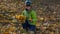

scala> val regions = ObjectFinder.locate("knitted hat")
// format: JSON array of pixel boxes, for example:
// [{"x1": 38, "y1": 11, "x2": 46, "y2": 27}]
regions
[{"x1": 25, "y1": 0, "x2": 32, "y2": 6}]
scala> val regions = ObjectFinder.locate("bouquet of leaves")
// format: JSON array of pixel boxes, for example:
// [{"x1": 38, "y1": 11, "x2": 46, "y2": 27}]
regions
[{"x1": 15, "y1": 15, "x2": 26, "y2": 23}]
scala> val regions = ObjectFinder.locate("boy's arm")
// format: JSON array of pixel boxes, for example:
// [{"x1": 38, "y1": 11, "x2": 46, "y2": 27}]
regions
[
  {"x1": 21, "y1": 10, "x2": 26, "y2": 16},
  {"x1": 31, "y1": 10, "x2": 37, "y2": 25},
  {"x1": 21, "y1": 11, "x2": 24, "y2": 15}
]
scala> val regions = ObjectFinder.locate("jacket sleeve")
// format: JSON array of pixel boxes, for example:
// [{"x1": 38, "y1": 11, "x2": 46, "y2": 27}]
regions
[
  {"x1": 31, "y1": 10, "x2": 37, "y2": 25},
  {"x1": 21, "y1": 10, "x2": 26, "y2": 16},
  {"x1": 22, "y1": 10, "x2": 24, "y2": 15}
]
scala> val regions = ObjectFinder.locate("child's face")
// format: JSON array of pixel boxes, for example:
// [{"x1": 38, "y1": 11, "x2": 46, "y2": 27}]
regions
[{"x1": 26, "y1": 6, "x2": 31, "y2": 10}]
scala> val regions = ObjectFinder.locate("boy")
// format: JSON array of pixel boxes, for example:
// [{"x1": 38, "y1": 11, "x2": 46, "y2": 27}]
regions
[{"x1": 22, "y1": 0, "x2": 37, "y2": 34}]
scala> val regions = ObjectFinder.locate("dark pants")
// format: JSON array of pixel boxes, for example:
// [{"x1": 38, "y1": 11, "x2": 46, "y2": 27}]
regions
[{"x1": 22, "y1": 20, "x2": 36, "y2": 31}]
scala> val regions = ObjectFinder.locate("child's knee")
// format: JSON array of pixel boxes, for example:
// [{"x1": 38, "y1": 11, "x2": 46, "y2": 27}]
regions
[{"x1": 29, "y1": 25, "x2": 36, "y2": 31}]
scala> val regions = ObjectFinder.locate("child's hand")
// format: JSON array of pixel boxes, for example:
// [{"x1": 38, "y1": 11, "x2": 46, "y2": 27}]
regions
[{"x1": 29, "y1": 18, "x2": 32, "y2": 22}]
